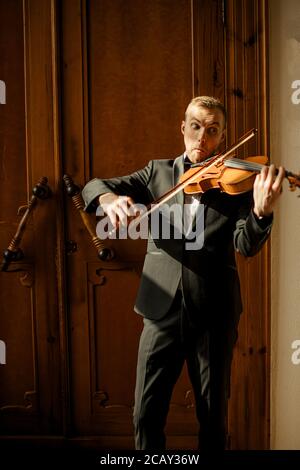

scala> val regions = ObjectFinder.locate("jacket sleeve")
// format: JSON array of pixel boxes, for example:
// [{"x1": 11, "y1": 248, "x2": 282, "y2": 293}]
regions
[
  {"x1": 81, "y1": 161, "x2": 154, "y2": 213},
  {"x1": 233, "y1": 192, "x2": 273, "y2": 257}
]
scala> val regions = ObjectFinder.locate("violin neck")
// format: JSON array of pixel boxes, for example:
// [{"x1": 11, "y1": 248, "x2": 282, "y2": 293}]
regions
[{"x1": 224, "y1": 158, "x2": 295, "y2": 180}]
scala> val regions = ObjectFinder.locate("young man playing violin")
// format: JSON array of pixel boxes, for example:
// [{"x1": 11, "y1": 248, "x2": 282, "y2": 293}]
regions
[{"x1": 82, "y1": 96, "x2": 284, "y2": 450}]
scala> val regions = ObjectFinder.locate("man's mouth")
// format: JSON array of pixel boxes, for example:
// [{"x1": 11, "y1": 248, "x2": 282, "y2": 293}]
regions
[{"x1": 194, "y1": 148, "x2": 206, "y2": 155}]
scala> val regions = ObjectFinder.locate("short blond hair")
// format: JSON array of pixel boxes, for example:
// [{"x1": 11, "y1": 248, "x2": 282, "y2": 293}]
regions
[{"x1": 185, "y1": 96, "x2": 226, "y2": 126}]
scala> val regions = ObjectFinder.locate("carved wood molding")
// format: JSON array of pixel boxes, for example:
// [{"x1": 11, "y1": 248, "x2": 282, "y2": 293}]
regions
[
  {"x1": 92, "y1": 390, "x2": 131, "y2": 410},
  {"x1": 88, "y1": 262, "x2": 142, "y2": 286},
  {"x1": 87, "y1": 261, "x2": 142, "y2": 411},
  {"x1": 19, "y1": 268, "x2": 34, "y2": 288},
  {"x1": 0, "y1": 390, "x2": 37, "y2": 414},
  {"x1": 0, "y1": 263, "x2": 34, "y2": 287}
]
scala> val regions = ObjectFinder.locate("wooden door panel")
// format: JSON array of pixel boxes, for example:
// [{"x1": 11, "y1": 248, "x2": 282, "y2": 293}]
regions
[
  {"x1": 225, "y1": 0, "x2": 270, "y2": 449},
  {"x1": 63, "y1": 0, "x2": 200, "y2": 446},
  {"x1": 0, "y1": 0, "x2": 64, "y2": 437},
  {"x1": 70, "y1": 260, "x2": 143, "y2": 434},
  {"x1": 88, "y1": 0, "x2": 192, "y2": 177},
  {"x1": 0, "y1": 0, "x2": 37, "y2": 435},
  {"x1": 0, "y1": 0, "x2": 27, "y2": 218},
  {"x1": 0, "y1": 263, "x2": 38, "y2": 434},
  {"x1": 87, "y1": 0, "x2": 196, "y2": 440},
  {"x1": 90, "y1": 262, "x2": 142, "y2": 406}
]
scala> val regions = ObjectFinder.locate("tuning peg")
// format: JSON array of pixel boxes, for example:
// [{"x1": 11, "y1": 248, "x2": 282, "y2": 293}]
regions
[{"x1": 289, "y1": 183, "x2": 296, "y2": 191}]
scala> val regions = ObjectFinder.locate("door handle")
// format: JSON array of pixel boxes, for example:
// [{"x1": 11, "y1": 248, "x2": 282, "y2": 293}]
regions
[
  {"x1": 63, "y1": 175, "x2": 114, "y2": 261},
  {"x1": 1, "y1": 176, "x2": 52, "y2": 272}
]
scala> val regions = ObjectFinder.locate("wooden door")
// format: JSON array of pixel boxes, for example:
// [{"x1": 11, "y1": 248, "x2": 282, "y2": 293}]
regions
[{"x1": 0, "y1": 0, "x2": 270, "y2": 451}]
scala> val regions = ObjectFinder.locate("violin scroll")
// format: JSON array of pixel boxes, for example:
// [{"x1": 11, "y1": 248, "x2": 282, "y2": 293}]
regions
[{"x1": 286, "y1": 172, "x2": 300, "y2": 193}]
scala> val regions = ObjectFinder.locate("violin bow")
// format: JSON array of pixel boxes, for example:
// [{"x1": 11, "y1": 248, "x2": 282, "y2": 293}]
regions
[{"x1": 191, "y1": 128, "x2": 257, "y2": 168}]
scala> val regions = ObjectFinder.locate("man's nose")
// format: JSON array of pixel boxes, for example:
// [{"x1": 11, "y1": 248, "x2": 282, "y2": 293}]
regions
[{"x1": 197, "y1": 128, "x2": 206, "y2": 143}]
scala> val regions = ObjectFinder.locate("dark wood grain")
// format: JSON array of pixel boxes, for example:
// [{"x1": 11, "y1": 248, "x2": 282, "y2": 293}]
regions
[{"x1": 225, "y1": 0, "x2": 270, "y2": 450}]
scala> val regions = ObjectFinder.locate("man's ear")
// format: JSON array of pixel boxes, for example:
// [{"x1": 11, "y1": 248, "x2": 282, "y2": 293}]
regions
[{"x1": 181, "y1": 121, "x2": 185, "y2": 135}]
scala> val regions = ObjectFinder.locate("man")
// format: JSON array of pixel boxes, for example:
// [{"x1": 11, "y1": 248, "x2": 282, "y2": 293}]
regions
[{"x1": 82, "y1": 96, "x2": 284, "y2": 450}]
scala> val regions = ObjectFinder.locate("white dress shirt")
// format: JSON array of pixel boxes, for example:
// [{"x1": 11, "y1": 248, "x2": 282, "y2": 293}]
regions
[{"x1": 183, "y1": 155, "x2": 203, "y2": 235}]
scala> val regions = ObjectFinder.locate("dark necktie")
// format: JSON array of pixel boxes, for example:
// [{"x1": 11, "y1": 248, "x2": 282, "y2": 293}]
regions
[{"x1": 184, "y1": 158, "x2": 193, "y2": 172}]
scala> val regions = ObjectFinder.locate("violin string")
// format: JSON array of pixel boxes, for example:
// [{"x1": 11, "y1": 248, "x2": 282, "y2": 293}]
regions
[
  {"x1": 225, "y1": 158, "x2": 299, "y2": 180},
  {"x1": 224, "y1": 158, "x2": 263, "y2": 172}
]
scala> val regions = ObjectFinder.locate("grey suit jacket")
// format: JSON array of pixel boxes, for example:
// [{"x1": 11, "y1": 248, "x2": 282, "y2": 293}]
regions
[{"x1": 82, "y1": 155, "x2": 272, "y2": 324}]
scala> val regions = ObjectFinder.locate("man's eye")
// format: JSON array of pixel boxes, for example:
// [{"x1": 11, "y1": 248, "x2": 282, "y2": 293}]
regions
[
  {"x1": 207, "y1": 127, "x2": 218, "y2": 135},
  {"x1": 191, "y1": 122, "x2": 200, "y2": 130}
]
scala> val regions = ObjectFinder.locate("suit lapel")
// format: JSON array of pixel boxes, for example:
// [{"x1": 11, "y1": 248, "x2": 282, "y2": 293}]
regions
[{"x1": 173, "y1": 154, "x2": 185, "y2": 208}]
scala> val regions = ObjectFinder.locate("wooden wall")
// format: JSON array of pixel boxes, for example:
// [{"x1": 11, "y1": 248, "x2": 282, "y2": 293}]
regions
[{"x1": 0, "y1": 0, "x2": 269, "y2": 450}]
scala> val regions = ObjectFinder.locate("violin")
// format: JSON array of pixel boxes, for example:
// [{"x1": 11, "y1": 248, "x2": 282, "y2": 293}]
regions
[
  {"x1": 108, "y1": 129, "x2": 300, "y2": 236},
  {"x1": 182, "y1": 155, "x2": 300, "y2": 195},
  {"x1": 141, "y1": 128, "x2": 300, "y2": 221},
  {"x1": 181, "y1": 155, "x2": 268, "y2": 195}
]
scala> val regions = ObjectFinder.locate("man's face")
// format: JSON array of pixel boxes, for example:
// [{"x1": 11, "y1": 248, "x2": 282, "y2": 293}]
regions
[{"x1": 181, "y1": 105, "x2": 225, "y2": 164}]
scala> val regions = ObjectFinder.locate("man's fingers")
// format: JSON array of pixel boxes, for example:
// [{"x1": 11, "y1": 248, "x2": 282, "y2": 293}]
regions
[
  {"x1": 255, "y1": 165, "x2": 269, "y2": 191},
  {"x1": 125, "y1": 197, "x2": 141, "y2": 216},
  {"x1": 117, "y1": 196, "x2": 139, "y2": 224},
  {"x1": 260, "y1": 165, "x2": 269, "y2": 181},
  {"x1": 106, "y1": 196, "x2": 140, "y2": 228},
  {"x1": 263, "y1": 164, "x2": 276, "y2": 193},
  {"x1": 107, "y1": 208, "x2": 118, "y2": 228},
  {"x1": 272, "y1": 166, "x2": 285, "y2": 192},
  {"x1": 258, "y1": 164, "x2": 285, "y2": 196},
  {"x1": 253, "y1": 173, "x2": 260, "y2": 189}
]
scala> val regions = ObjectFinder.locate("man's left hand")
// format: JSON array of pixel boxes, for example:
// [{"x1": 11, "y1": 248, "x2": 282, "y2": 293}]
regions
[{"x1": 253, "y1": 164, "x2": 285, "y2": 218}]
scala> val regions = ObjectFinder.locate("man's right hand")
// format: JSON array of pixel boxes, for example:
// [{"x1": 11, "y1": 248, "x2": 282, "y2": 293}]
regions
[{"x1": 99, "y1": 193, "x2": 139, "y2": 229}]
